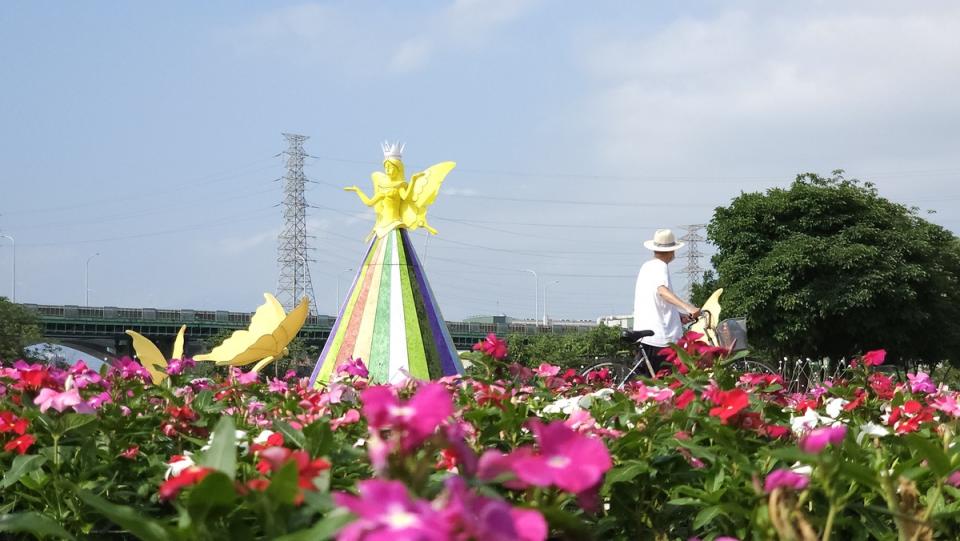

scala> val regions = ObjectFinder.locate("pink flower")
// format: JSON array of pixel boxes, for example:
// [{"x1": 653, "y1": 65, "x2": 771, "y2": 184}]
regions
[
  {"x1": 764, "y1": 469, "x2": 810, "y2": 493},
  {"x1": 166, "y1": 358, "x2": 195, "y2": 376},
  {"x1": 907, "y1": 372, "x2": 936, "y2": 394},
  {"x1": 930, "y1": 394, "x2": 960, "y2": 417},
  {"x1": 361, "y1": 383, "x2": 453, "y2": 451},
  {"x1": 862, "y1": 349, "x2": 886, "y2": 367},
  {"x1": 120, "y1": 445, "x2": 140, "y2": 460},
  {"x1": 111, "y1": 357, "x2": 151, "y2": 382},
  {"x1": 86, "y1": 391, "x2": 112, "y2": 409},
  {"x1": 268, "y1": 378, "x2": 289, "y2": 393},
  {"x1": 235, "y1": 370, "x2": 259, "y2": 385},
  {"x1": 948, "y1": 471, "x2": 960, "y2": 488},
  {"x1": 473, "y1": 333, "x2": 508, "y2": 360},
  {"x1": 510, "y1": 420, "x2": 612, "y2": 494},
  {"x1": 799, "y1": 425, "x2": 847, "y2": 453},
  {"x1": 534, "y1": 363, "x2": 560, "y2": 377},
  {"x1": 334, "y1": 479, "x2": 450, "y2": 541},
  {"x1": 33, "y1": 387, "x2": 86, "y2": 413},
  {"x1": 331, "y1": 409, "x2": 361, "y2": 430},
  {"x1": 337, "y1": 358, "x2": 370, "y2": 379}
]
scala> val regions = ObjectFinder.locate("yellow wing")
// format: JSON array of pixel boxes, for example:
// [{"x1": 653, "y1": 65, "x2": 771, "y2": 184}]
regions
[
  {"x1": 125, "y1": 330, "x2": 168, "y2": 385},
  {"x1": 409, "y1": 161, "x2": 455, "y2": 208},
  {"x1": 195, "y1": 293, "x2": 287, "y2": 363},
  {"x1": 172, "y1": 325, "x2": 186, "y2": 360},
  {"x1": 689, "y1": 288, "x2": 723, "y2": 346},
  {"x1": 214, "y1": 297, "x2": 310, "y2": 366}
]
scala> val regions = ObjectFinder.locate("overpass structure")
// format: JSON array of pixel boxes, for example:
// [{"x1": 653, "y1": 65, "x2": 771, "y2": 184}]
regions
[{"x1": 21, "y1": 303, "x2": 591, "y2": 360}]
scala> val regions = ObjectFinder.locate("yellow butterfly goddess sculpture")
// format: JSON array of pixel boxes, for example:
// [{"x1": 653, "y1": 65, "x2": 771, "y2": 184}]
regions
[
  {"x1": 344, "y1": 141, "x2": 456, "y2": 239},
  {"x1": 194, "y1": 293, "x2": 310, "y2": 373},
  {"x1": 125, "y1": 325, "x2": 186, "y2": 384}
]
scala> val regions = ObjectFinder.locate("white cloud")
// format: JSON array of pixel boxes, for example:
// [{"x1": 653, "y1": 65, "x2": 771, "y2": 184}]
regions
[{"x1": 578, "y1": 4, "x2": 960, "y2": 177}]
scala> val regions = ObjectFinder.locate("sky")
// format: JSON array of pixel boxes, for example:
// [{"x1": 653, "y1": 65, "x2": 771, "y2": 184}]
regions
[{"x1": 2, "y1": 1, "x2": 960, "y2": 322}]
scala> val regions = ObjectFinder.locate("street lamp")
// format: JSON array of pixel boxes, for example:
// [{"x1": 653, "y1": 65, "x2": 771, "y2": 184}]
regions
[
  {"x1": 543, "y1": 280, "x2": 560, "y2": 326},
  {"x1": 522, "y1": 269, "x2": 538, "y2": 324},
  {"x1": 85, "y1": 252, "x2": 100, "y2": 307},
  {"x1": 0, "y1": 234, "x2": 14, "y2": 303},
  {"x1": 336, "y1": 268, "x2": 354, "y2": 314}
]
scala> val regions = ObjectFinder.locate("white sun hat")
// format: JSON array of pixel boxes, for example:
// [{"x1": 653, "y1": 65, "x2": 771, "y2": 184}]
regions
[{"x1": 643, "y1": 229, "x2": 685, "y2": 252}]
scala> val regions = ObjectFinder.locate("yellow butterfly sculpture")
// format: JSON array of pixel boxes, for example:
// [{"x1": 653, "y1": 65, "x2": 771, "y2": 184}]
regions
[
  {"x1": 689, "y1": 288, "x2": 723, "y2": 346},
  {"x1": 125, "y1": 325, "x2": 186, "y2": 385},
  {"x1": 194, "y1": 293, "x2": 309, "y2": 373}
]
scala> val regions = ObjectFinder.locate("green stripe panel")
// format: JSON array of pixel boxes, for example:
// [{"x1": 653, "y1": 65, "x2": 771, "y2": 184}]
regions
[
  {"x1": 406, "y1": 255, "x2": 443, "y2": 379},
  {"x1": 317, "y1": 239, "x2": 378, "y2": 383},
  {"x1": 368, "y1": 232, "x2": 394, "y2": 382},
  {"x1": 396, "y1": 235, "x2": 428, "y2": 379}
]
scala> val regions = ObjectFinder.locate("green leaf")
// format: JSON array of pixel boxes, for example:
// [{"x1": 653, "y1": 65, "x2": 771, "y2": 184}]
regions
[
  {"x1": 266, "y1": 461, "x2": 301, "y2": 506},
  {"x1": 838, "y1": 460, "x2": 881, "y2": 492},
  {"x1": 187, "y1": 471, "x2": 237, "y2": 523},
  {"x1": 303, "y1": 420, "x2": 333, "y2": 457},
  {"x1": 273, "y1": 510, "x2": 354, "y2": 541},
  {"x1": 200, "y1": 416, "x2": 237, "y2": 479},
  {"x1": 60, "y1": 413, "x2": 96, "y2": 435},
  {"x1": 667, "y1": 497, "x2": 702, "y2": 507},
  {"x1": 0, "y1": 512, "x2": 76, "y2": 540},
  {"x1": 904, "y1": 433, "x2": 951, "y2": 477},
  {"x1": 605, "y1": 462, "x2": 648, "y2": 485},
  {"x1": 765, "y1": 447, "x2": 818, "y2": 465},
  {"x1": 273, "y1": 419, "x2": 307, "y2": 450},
  {"x1": 75, "y1": 489, "x2": 173, "y2": 541},
  {"x1": 694, "y1": 505, "x2": 724, "y2": 529},
  {"x1": 2, "y1": 454, "x2": 48, "y2": 489},
  {"x1": 193, "y1": 390, "x2": 215, "y2": 412}
]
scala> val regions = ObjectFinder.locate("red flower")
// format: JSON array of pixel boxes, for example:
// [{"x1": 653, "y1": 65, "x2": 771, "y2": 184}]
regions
[
  {"x1": 0, "y1": 411, "x2": 28, "y2": 435},
  {"x1": 868, "y1": 373, "x2": 895, "y2": 400},
  {"x1": 862, "y1": 349, "x2": 886, "y2": 367},
  {"x1": 674, "y1": 389, "x2": 697, "y2": 409},
  {"x1": 843, "y1": 389, "x2": 867, "y2": 411},
  {"x1": 708, "y1": 389, "x2": 750, "y2": 424},
  {"x1": 4, "y1": 433, "x2": 35, "y2": 454},
  {"x1": 256, "y1": 447, "x2": 332, "y2": 494},
  {"x1": 159, "y1": 466, "x2": 213, "y2": 500},
  {"x1": 472, "y1": 333, "x2": 508, "y2": 360},
  {"x1": 119, "y1": 445, "x2": 140, "y2": 460},
  {"x1": 761, "y1": 424, "x2": 791, "y2": 440}
]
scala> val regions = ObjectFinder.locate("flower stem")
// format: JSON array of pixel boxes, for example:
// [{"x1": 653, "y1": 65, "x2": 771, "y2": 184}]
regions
[{"x1": 821, "y1": 503, "x2": 837, "y2": 541}]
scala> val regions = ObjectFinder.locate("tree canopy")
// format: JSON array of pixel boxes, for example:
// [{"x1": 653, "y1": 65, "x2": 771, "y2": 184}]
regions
[
  {"x1": 707, "y1": 171, "x2": 960, "y2": 364},
  {"x1": 0, "y1": 297, "x2": 42, "y2": 361}
]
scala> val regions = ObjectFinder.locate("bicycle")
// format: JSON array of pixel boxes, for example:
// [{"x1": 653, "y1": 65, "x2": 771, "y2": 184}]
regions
[{"x1": 580, "y1": 329, "x2": 658, "y2": 389}]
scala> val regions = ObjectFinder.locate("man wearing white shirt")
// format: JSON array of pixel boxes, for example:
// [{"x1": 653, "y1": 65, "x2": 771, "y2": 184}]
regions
[{"x1": 633, "y1": 229, "x2": 701, "y2": 372}]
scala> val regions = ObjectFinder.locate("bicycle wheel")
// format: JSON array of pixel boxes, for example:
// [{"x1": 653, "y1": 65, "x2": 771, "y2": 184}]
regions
[{"x1": 728, "y1": 359, "x2": 778, "y2": 376}]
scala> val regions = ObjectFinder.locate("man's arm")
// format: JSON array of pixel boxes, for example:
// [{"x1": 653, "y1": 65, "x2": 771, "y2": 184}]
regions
[{"x1": 657, "y1": 285, "x2": 700, "y2": 318}]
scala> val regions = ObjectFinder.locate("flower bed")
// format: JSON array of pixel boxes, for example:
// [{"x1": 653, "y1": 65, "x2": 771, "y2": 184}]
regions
[{"x1": 1, "y1": 333, "x2": 960, "y2": 540}]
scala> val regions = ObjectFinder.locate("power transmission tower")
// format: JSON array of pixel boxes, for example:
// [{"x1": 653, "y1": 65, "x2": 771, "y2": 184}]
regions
[
  {"x1": 678, "y1": 224, "x2": 707, "y2": 301},
  {"x1": 276, "y1": 133, "x2": 318, "y2": 315}
]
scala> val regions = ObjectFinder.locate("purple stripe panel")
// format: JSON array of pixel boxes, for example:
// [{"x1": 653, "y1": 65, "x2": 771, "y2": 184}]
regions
[{"x1": 400, "y1": 230, "x2": 461, "y2": 376}]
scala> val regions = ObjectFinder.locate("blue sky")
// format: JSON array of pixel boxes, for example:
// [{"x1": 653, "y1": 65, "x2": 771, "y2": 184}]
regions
[{"x1": 2, "y1": 1, "x2": 960, "y2": 321}]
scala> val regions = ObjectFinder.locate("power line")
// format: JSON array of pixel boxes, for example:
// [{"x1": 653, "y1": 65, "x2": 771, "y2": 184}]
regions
[{"x1": 678, "y1": 224, "x2": 707, "y2": 301}]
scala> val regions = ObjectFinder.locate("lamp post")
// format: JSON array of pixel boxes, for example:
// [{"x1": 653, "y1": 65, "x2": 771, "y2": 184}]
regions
[
  {"x1": 543, "y1": 280, "x2": 559, "y2": 326},
  {"x1": 522, "y1": 269, "x2": 538, "y2": 324},
  {"x1": 85, "y1": 252, "x2": 100, "y2": 306},
  {"x1": 336, "y1": 268, "x2": 354, "y2": 314},
  {"x1": 0, "y1": 234, "x2": 14, "y2": 303}
]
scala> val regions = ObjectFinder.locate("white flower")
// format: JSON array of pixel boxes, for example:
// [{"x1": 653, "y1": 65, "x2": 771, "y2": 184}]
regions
[
  {"x1": 789, "y1": 409, "x2": 832, "y2": 435},
  {"x1": 543, "y1": 396, "x2": 582, "y2": 415},
  {"x1": 253, "y1": 430, "x2": 275, "y2": 445},
  {"x1": 165, "y1": 453, "x2": 195, "y2": 479},
  {"x1": 200, "y1": 429, "x2": 249, "y2": 454},
  {"x1": 790, "y1": 461, "x2": 813, "y2": 476},
  {"x1": 824, "y1": 397, "x2": 849, "y2": 419},
  {"x1": 856, "y1": 422, "x2": 890, "y2": 444}
]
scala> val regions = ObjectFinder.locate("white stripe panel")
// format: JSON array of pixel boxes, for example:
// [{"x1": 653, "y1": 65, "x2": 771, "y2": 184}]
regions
[{"x1": 388, "y1": 233, "x2": 409, "y2": 383}]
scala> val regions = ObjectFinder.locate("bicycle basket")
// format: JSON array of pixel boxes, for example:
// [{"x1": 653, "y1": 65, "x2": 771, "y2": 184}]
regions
[{"x1": 716, "y1": 318, "x2": 748, "y2": 351}]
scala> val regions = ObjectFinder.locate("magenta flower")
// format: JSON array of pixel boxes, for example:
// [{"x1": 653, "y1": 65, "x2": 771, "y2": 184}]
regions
[
  {"x1": 337, "y1": 358, "x2": 370, "y2": 378},
  {"x1": 764, "y1": 469, "x2": 810, "y2": 493},
  {"x1": 166, "y1": 358, "x2": 195, "y2": 376},
  {"x1": 34, "y1": 387, "x2": 85, "y2": 413},
  {"x1": 441, "y1": 476, "x2": 546, "y2": 541},
  {"x1": 112, "y1": 357, "x2": 151, "y2": 382},
  {"x1": 862, "y1": 349, "x2": 886, "y2": 367},
  {"x1": 361, "y1": 382, "x2": 453, "y2": 451},
  {"x1": 86, "y1": 391, "x2": 112, "y2": 409},
  {"x1": 948, "y1": 470, "x2": 960, "y2": 488},
  {"x1": 267, "y1": 377, "x2": 289, "y2": 394},
  {"x1": 509, "y1": 420, "x2": 612, "y2": 494},
  {"x1": 799, "y1": 425, "x2": 847, "y2": 453},
  {"x1": 334, "y1": 479, "x2": 450, "y2": 541},
  {"x1": 235, "y1": 369, "x2": 259, "y2": 385},
  {"x1": 907, "y1": 372, "x2": 936, "y2": 394}
]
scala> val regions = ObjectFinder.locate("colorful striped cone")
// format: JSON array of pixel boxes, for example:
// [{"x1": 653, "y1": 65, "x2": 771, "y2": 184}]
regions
[{"x1": 310, "y1": 229, "x2": 464, "y2": 385}]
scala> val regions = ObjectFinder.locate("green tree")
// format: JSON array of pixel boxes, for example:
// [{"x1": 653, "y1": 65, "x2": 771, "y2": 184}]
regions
[
  {"x1": 690, "y1": 270, "x2": 719, "y2": 308},
  {"x1": 0, "y1": 297, "x2": 43, "y2": 361},
  {"x1": 707, "y1": 171, "x2": 960, "y2": 364}
]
